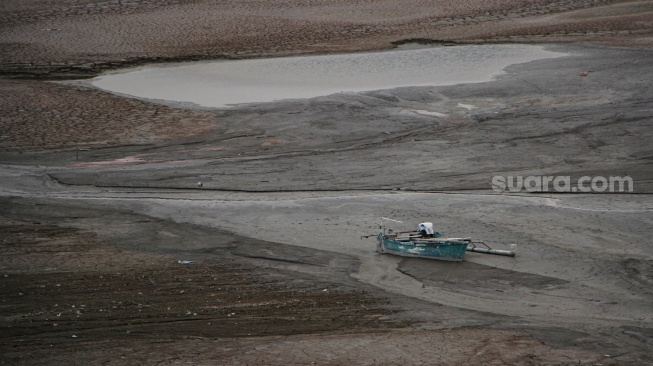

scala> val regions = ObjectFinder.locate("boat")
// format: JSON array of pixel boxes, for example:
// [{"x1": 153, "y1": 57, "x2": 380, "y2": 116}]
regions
[
  {"x1": 376, "y1": 230, "x2": 469, "y2": 262},
  {"x1": 366, "y1": 218, "x2": 516, "y2": 261}
]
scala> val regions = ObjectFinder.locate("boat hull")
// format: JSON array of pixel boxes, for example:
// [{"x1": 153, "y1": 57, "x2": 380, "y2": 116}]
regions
[{"x1": 377, "y1": 234, "x2": 467, "y2": 261}]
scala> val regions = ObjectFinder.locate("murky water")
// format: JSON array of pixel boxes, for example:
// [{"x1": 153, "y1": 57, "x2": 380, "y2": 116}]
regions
[{"x1": 91, "y1": 45, "x2": 566, "y2": 108}]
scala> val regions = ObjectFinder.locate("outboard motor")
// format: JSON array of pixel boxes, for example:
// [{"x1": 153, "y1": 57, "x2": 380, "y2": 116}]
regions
[{"x1": 419, "y1": 222, "x2": 434, "y2": 237}]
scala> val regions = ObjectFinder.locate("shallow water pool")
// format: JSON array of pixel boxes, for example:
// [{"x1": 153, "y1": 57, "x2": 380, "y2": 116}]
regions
[{"x1": 91, "y1": 44, "x2": 566, "y2": 108}]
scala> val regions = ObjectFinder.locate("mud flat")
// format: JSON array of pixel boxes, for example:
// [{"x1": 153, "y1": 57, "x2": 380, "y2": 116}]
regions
[
  {"x1": 2, "y1": 43, "x2": 653, "y2": 365},
  {"x1": 1, "y1": 0, "x2": 653, "y2": 365}
]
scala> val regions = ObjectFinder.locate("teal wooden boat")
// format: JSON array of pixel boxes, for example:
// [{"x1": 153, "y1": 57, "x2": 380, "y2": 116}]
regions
[
  {"x1": 376, "y1": 232, "x2": 469, "y2": 262},
  {"x1": 363, "y1": 218, "x2": 516, "y2": 261}
]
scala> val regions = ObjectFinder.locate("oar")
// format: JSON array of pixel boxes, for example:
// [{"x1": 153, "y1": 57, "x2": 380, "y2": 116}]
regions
[{"x1": 466, "y1": 242, "x2": 516, "y2": 257}]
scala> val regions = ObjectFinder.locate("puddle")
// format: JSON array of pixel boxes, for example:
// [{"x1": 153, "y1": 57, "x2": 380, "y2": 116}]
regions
[{"x1": 91, "y1": 44, "x2": 566, "y2": 108}]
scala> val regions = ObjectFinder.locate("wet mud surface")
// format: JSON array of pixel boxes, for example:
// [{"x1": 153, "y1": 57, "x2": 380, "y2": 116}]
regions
[
  {"x1": 1, "y1": 0, "x2": 653, "y2": 365},
  {"x1": 0, "y1": 199, "x2": 400, "y2": 364},
  {"x1": 2, "y1": 197, "x2": 643, "y2": 365}
]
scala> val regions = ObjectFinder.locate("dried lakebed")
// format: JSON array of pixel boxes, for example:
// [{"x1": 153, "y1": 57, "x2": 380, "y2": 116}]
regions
[{"x1": 2, "y1": 44, "x2": 653, "y2": 365}]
